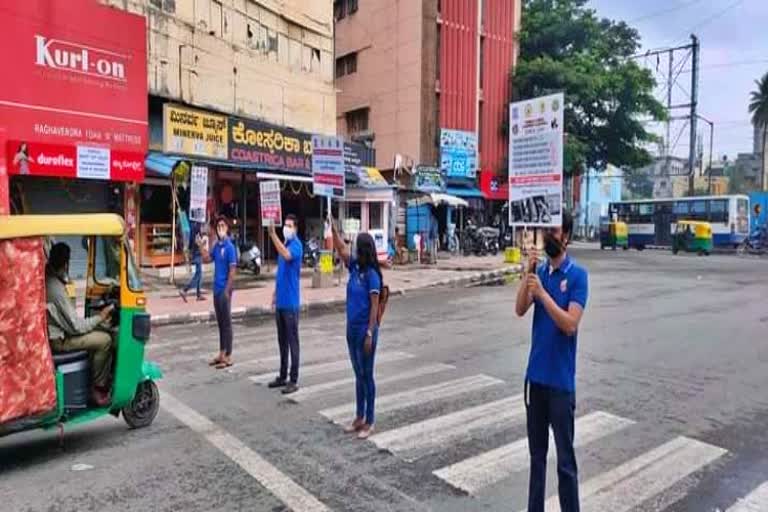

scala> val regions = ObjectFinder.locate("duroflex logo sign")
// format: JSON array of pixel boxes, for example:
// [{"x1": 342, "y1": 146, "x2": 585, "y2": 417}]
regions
[{"x1": 35, "y1": 35, "x2": 128, "y2": 82}]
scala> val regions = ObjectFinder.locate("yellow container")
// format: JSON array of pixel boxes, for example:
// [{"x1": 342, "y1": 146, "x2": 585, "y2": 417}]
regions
[{"x1": 504, "y1": 246, "x2": 521, "y2": 264}]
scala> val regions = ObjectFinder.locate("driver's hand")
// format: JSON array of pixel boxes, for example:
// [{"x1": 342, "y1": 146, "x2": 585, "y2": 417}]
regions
[{"x1": 99, "y1": 304, "x2": 116, "y2": 321}]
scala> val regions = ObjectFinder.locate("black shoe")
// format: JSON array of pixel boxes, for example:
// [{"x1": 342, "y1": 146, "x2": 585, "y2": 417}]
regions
[
  {"x1": 267, "y1": 378, "x2": 286, "y2": 389},
  {"x1": 281, "y1": 383, "x2": 299, "y2": 395}
]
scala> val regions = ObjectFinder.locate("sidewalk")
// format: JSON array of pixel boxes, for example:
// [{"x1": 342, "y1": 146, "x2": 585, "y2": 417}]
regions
[{"x1": 147, "y1": 255, "x2": 521, "y2": 326}]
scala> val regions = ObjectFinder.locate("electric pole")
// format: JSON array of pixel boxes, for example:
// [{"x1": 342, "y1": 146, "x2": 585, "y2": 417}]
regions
[{"x1": 688, "y1": 35, "x2": 699, "y2": 196}]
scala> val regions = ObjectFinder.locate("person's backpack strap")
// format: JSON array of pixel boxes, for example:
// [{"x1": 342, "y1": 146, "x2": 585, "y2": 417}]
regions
[{"x1": 377, "y1": 285, "x2": 390, "y2": 324}]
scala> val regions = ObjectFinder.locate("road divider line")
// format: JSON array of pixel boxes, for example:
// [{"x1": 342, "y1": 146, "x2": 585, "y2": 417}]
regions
[
  {"x1": 370, "y1": 395, "x2": 524, "y2": 462},
  {"x1": 542, "y1": 435, "x2": 726, "y2": 512},
  {"x1": 726, "y1": 481, "x2": 768, "y2": 512},
  {"x1": 162, "y1": 391, "x2": 331, "y2": 512},
  {"x1": 288, "y1": 363, "x2": 455, "y2": 402},
  {"x1": 249, "y1": 352, "x2": 415, "y2": 385},
  {"x1": 319, "y1": 374, "x2": 504, "y2": 424},
  {"x1": 434, "y1": 411, "x2": 634, "y2": 495}
]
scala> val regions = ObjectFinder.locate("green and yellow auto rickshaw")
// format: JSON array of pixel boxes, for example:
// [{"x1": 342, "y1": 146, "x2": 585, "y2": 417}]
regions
[
  {"x1": 672, "y1": 220, "x2": 713, "y2": 256},
  {"x1": 600, "y1": 221, "x2": 629, "y2": 250},
  {"x1": 0, "y1": 214, "x2": 161, "y2": 439}
]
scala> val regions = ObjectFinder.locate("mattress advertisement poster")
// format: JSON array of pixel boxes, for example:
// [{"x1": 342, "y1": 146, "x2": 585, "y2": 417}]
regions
[{"x1": 508, "y1": 93, "x2": 564, "y2": 227}]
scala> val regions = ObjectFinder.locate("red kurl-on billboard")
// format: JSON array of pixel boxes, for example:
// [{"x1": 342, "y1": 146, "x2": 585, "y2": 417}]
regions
[{"x1": 0, "y1": 0, "x2": 147, "y2": 182}]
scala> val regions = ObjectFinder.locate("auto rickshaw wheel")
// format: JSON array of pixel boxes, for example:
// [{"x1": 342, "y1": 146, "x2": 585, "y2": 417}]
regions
[{"x1": 123, "y1": 380, "x2": 160, "y2": 429}]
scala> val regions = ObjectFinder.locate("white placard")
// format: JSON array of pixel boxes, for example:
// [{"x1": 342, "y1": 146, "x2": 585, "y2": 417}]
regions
[
  {"x1": 189, "y1": 165, "x2": 208, "y2": 223},
  {"x1": 508, "y1": 93, "x2": 564, "y2": 227},
  {"x1": 311, "y1": 135, "x2": 346, "y2": 199},
  {"x1": 76, "y1": 146, "x2": 110, "y2": 180},
  {"x1": 259, "y1": 180, "x2": 282, "y2": 226}
]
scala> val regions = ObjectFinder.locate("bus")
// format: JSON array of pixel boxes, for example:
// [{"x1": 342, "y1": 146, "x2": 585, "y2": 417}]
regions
[{"x1": 608, "y1": 195, "x2": 750, "y2": 249}]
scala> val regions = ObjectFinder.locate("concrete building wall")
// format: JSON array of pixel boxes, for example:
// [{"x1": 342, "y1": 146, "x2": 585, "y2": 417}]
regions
[
  {"x1": 105, "y1": 0, "x2": 336, "y2": 134},
  {"x1": 334, "y1": 0, "x2": 425, "y2": 170}
]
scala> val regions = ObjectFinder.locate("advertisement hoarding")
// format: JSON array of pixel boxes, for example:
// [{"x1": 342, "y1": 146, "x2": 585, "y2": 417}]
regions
[
  {"x1": 259, "y1": 180, "x2": 283, "y2": 226},
  {"x1": 189, "y1": 166, "x2": 209, "y2": 223},
  {"x1": 440, "y1": 129, "x2": 478, "y2": 179},
  {"x1": 508, "y1": 93, "x2": 564, "y2": 227},
  {"x1": 0, "y1": 0, "x2": 147, "y2": 182},
  {"x1": 311, "y1": 135, "x2": 345, "y2": 199},
  {"x1": 229, "y1": 116, "x2": 312, "y2": 172},
  {"x1": 164, "y1": 105, "x2": 228, "y2": 160}
]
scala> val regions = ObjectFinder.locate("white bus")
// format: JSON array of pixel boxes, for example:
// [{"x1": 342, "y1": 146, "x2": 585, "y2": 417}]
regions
[{"x1": 608, "y1": 195, "x2": 750, "y2": 249}]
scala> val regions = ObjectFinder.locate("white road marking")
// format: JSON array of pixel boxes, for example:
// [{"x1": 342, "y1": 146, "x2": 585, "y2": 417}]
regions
[
  {"x1": 434, "y1": 411, "x2": 634, "y2": 495},
  {"x1": 319, "y1": 374, "x2": 504, "y2": 424},
  {"x1": 249, "y1": 352, "x2": 415, "y2": 384},
  {"x1": 370, "y1": 395, "x2": 524, "y2": 462},
  {"x1": 726, "y1": 481, "x2": 768, "y2": 512},
  {"x1": 237, "y1": 346, "x2": 351, "y2": 369},
  {"x1": 288, "y1": 363, "x2": 455, "y2": 402},
  {"x1": 543, "y1": 436, "x2": 727, "y2": 512},
  {"x1": 162, "y1": 392, "x2": 331, "y2": 512}
]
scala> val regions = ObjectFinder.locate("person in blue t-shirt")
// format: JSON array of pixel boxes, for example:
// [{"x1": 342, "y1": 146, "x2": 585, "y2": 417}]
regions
[
  {"x1": 266, "y1": 214, "x2": 304, "y2": 395},
  {"x1": 515, "y1": 211, "x2": 588, "y2": 512},
  {"x1": 209, "y1": 216, "x2": 238, "y2": 369},
  {"x1": 331, "y1": 222, "x2": 382, "y2": 440}
]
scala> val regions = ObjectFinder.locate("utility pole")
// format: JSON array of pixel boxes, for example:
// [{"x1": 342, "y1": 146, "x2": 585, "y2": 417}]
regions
[
  {"x1": 666, "y1": 50, "x2": 673, "y2": 176},
  {"x1": 688, "y1": 34, "x2": 699, "y2": 196}
]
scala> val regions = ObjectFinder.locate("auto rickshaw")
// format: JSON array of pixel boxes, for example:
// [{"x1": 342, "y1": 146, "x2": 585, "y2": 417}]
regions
[
  {"x1": 672, "y1": 220, "x2": 713, "y2": 256},
  {"x1": 0, "y1": 214, "x2": 161, "y2": 439},
  {"x1": 599, "y1": 221, "x2": 629, "y2": 250}
]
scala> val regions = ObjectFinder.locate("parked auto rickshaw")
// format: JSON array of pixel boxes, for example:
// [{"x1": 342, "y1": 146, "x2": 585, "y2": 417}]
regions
[
  {"x1": 0, "y1": 214, "x2": 161, "y2": 439},
  {"x1": 600, "y1": 221, "x2": 629, "y2": 250},
  {"x1": 672, "y1": 220, "x2": 713, "y2": 255}
]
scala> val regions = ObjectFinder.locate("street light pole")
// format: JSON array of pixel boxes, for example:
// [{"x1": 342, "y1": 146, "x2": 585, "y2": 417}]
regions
[{"x1": 696, "y1": 114, "x2": 715, "y2": 195}]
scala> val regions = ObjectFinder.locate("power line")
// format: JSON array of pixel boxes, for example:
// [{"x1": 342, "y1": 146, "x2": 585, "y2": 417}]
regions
[
  {"x1": 627, "y1": 0, "x2": 706, "y2": 24},
  {"x1": 669, "y1": 0, "x2": 746, "y2": 45}
]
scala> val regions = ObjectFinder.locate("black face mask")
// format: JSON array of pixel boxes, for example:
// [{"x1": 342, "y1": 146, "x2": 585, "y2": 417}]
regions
[{"x1": 544, "y1": 234, "x2": 564, "y2": 259}]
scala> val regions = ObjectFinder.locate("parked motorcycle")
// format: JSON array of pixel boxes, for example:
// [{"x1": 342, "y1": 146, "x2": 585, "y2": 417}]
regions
[
  {"x1": 238, "y1": 243, "x2": 262, "y2": 275},
  {"x1": 478, "y1": 227, "x2": 500, "y2": 256},
  {"x1": 737, "y1": 224, "x2": 768, "y2": 255},
  {"x1": 304, "y1": 238, "x2": 321, "y2": 268}
]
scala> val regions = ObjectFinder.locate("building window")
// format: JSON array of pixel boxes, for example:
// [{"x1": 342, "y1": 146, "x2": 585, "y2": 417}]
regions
[
  {"x1": 370, "y1": 203, "x2": 383, "y2": 230},
  {"x1": 346, "y1": 108, "x2": 370, "y2": 134},
  {"x1": 335, "y1": 0, "x2": 358, "y2": 21},
  {"x1": 335, "y1": 52, "x2": 358, "y2": 78}
]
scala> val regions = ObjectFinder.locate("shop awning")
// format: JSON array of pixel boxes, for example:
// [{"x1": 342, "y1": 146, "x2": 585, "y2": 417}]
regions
[
  {"x1": 407, "y1": 193, "x2": 468, "y2": 208},
  {"x1": 145, "y1": 152, "x2": 187, "y2": 178},
  {"x1": 445, "y1": 185, "x2": 484, "y2": 199}
]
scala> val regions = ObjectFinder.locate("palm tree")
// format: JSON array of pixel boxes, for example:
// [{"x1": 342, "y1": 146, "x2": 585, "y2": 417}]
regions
[{"x1": 749, "y1": 71, "x2": 768, "y2": 191}]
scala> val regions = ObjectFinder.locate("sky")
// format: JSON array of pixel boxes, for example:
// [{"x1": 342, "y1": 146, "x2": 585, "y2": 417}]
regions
[{"x1": 588, "y1": 0, "x2": 768, "y2": 161}]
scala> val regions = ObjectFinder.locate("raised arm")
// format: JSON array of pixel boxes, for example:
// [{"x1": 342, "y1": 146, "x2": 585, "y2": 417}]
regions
[
  {"x1": 515, "y1": 249, "x2": 538, "y2": 317},
  {"x1": 331, "y1": 221, "x2": 351, "y2": 266}
]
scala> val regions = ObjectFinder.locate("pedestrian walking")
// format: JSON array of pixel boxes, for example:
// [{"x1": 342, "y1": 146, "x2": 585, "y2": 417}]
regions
[
  {"x1": 209, "y1": 216, "x2": 237, "y2": 369},
  {"x1": 515, "y1": 211, "x2": 588, "y2": 512},
  {"x1": 180, "y1": 221, "x2": 208, "y2": 302},
  {"x1": 266, "y1": 215, "x2": 303, "y2": 395},
  {"x1": 331, "y1": 222, "x2": 383, "y2": 440}
]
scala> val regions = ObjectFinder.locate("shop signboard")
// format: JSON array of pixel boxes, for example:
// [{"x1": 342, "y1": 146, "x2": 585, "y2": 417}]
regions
[
  {"x1": 440, "y1": 129, "x2": 478, "y2": 179},
  {"x1": 0, "y1": 0, "x2": 147, "y2": 182},
  {"x1": 312, "y1": 135, "x2": 345, "y2": 199},
  {"x1": 164, "y1": 105, "x2": 228, "y2": 160},
  {"x1": 508, "y1": 93, "x2": 564, "y2": 227},
  {"x1": 229, "y1": 116, "x2": 312, "y2": 173},
  {"x1": 480, "y1": 170, "x2": 509, "y2": 201},
  {"x1": 189, "y1": 165, "x2": 209, "y2": 223},
  {"x1": 412, "y1": 165, "x2": 446, "y2": 193},
  {"x1": 259, "y1": 180, "x2": 283, "y2": 226}
]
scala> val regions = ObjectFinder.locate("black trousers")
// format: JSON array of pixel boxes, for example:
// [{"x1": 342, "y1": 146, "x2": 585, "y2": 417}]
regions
[
  {"x1": 276, "y1": 309, "x2": 300, "y2": 383},
  {"x1": 213, "y1": 292, "x2": 233, "y2": 356},
  {"x1": 526, "y1": 380, "x2": 579, "y2": 512}
]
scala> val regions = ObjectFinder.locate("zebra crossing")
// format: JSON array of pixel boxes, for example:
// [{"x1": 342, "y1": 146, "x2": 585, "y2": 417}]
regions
[{"x1": 152, "y1": 329, "x2": 768, "y2": 511}]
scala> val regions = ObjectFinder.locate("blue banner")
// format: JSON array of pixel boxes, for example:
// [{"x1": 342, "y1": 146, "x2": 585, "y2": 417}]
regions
[{"x1": 440, "y1": 129, "x2": 478, "y2": 179}]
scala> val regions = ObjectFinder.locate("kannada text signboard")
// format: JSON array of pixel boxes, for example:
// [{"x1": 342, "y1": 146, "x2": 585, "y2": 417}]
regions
[{"x1": 163, "y1": 104, "x2": 228, "y2": 160}]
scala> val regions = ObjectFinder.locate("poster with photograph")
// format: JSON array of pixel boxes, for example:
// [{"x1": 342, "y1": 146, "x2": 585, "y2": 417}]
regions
[
  {"x1": 508, "y1": 93, "x2": 564, "y2": 227},
  {"x1": 189, "y1": 165, "x2": 208, "y2": 223}
]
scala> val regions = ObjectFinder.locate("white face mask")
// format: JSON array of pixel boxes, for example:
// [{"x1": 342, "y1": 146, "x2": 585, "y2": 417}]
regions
[
  {"x1": 283, "y1": 226, "x2": 296, "y2": 241},
  {"x1": 217, "y1": 227, "x2": 227, "y2": 239}
]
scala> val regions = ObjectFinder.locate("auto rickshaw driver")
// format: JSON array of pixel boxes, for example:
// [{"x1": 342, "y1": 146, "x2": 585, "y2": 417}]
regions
[{"x1": 45, "y1": 242, "x2": 115, "y2": 406}]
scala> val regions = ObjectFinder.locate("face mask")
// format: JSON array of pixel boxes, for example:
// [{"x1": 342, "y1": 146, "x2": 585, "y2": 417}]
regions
[
  {"x1": 283, "y1": 226, "x2": 295, "y2": 241},
  {"x1": 217, "y1": 227, "x2": 227, "y2": 239},
  {"x1": 544, "y1": 233, "x2": 564, "y2": 259}
]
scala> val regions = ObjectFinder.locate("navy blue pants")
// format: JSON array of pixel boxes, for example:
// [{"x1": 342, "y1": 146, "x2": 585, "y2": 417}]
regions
[
  {"x1": 347, "y1": 326, "x2": 378, "y2": 425},
  {"x1": 213, "y1": 292, "x2": 233, "y2": 356},
  {"x1": 276, "y1": 309, "x2": 300, "y2": 383},
  {"x1": 526, "y1": 380, "x2": 579, "y2": 512}
]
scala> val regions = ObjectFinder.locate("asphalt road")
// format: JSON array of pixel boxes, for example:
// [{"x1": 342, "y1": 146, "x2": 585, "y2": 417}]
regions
[{"x1": 2, "y1": 246, "x2": 768, "y2": 512}]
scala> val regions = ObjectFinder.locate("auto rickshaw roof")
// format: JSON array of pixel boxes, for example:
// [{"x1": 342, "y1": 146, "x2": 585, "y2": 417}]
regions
[{"x1": 0, "y1": 214, "x2": 125, "y2": 240}]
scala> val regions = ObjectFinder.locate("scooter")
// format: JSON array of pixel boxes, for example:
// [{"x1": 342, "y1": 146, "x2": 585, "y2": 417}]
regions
[
  {"x1": 304, "y1": 238, "x2": 320, "y2": 268},
  {"x1": 238, "y1": 243, "x2": 262, "y2": 275},
  {"x1": 737, "y1": 224, "x2": 768, "y2": 255}
]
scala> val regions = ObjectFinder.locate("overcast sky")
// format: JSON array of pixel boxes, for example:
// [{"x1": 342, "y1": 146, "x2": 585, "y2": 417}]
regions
[{"x1": 588, "y1": 0, "x2": 768, "y2": 160}]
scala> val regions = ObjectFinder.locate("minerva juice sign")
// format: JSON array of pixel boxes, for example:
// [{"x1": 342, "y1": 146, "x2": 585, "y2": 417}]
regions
[{"x1": 0, "y1": 0, "x2": 148, "y2": 182}]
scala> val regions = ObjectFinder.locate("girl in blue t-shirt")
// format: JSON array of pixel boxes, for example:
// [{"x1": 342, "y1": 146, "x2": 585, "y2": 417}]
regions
[{"x1": 332, "y1": 223, "x2": 382, "y2": 440}]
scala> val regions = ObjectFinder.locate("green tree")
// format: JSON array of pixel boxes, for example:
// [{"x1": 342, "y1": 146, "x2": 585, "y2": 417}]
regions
[
  {"x1": 748, "y1": 71, "x2": 768, "y2": 191},
  {"x1": 513, "y1": 0, "x2": 666, "y2": 175}
]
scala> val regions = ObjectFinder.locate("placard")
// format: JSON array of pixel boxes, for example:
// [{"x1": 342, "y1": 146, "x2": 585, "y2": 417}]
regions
[
  {"x1": 311, "y1": 135, "x2": 345, "y2": 198},
  {"x1": 259, "y1": 180, "x2": 283, "y2": 226},
  {"x1": 508, "y1": 93, "x2": 564, "y2": 227},
  {"x1": 189, "y1": 165, "x2": 208, "y2": 223}
]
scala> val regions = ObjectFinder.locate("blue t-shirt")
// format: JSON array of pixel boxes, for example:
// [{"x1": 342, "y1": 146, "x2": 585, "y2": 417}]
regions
[
  {"x1": 210, "y1": 237, "x2": 237, "y2": 295},
  {"x1": 526, "y1": 254, "x2": 588, "y2": 393},
  {"x1": 276, "y1": 237, "x2": 303, "y2": 310},
  {"x1": 346, "y1": 260, "x2": 382, "y2": 328}
]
